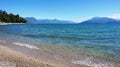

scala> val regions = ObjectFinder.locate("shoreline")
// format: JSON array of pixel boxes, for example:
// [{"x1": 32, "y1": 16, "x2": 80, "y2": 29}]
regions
[
  {"x1": 0, "y1": 22, "x2": 26, "y2": 25},
  {"x1": 0, "y1": 45, "x2": 54, "y2": 67},
  {"x1": 0, "y1": 40, "x2": 119, "y2": 67},
  {"x1": 0, "y1": 39, "x2": 89, "y2": 67}
]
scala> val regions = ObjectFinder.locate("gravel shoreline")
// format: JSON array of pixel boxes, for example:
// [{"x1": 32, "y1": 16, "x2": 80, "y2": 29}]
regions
[{"x1": 0, "y1": 45, "x2": 54, "y2": 67}]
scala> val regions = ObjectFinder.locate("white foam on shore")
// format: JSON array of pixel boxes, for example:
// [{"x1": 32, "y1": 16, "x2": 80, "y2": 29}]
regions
[
  {"x1": 72, "y1": 57, "x2": 114, "y2": 67},
  {"x1": 0, "y1": 40, "x2": 6, "y2": 43},
  {"x1": 13, "y1": 42, "x2": 39, "y2": 49}
]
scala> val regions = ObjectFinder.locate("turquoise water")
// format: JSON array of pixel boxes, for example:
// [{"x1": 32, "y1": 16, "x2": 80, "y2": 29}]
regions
[{"x1": 0, "y1": 24, "x2": 120, "y2": 64}]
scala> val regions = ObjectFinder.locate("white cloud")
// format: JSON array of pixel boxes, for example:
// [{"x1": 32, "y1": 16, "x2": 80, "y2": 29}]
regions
[
  {"x1": 107, "y1": 14, "x2": 120, "y2": 19},
  {"x1": 74, "y1": 16, "x2": 93, "y2": 23}
]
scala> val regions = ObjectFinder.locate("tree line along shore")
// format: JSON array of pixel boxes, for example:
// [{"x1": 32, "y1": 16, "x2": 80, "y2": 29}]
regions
[{"x1": 0, "y1": 10, "x2": 27, "y2": 23}]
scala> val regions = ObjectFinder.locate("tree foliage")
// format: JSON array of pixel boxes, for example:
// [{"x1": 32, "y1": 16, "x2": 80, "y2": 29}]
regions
[{"x1": 0, "y1": 10, "x2": 27, "y2": 23}]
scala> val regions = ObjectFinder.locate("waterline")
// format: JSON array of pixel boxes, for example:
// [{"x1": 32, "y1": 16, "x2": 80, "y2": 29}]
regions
[{"x1": 13, "y1": 42, "x2": 39, "y2": 49}]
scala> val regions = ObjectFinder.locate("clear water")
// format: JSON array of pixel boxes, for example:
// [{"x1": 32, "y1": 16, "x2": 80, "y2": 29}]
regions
[{"x1": 0, "y1": 24, "x2": 120, "y2": 64}]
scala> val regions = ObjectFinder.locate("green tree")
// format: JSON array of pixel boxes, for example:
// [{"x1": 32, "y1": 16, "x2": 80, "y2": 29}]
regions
[{"x1": 0, "y1": 10, "x2": 27, "y2": 23}]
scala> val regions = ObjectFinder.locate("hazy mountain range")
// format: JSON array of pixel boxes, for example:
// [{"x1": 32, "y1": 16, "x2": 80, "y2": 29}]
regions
[
  {"x1": 25, "y1": 17, "x2": 120, "y2": 24},
  {"x1": 25, "y1": 17, "x2": 74, "y2": 24}
]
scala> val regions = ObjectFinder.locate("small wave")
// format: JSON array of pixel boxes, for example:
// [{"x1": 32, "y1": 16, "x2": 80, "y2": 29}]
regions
[
  {"x1": 23, "y1": 34, "x2": 119, "y2": 41},
  {"x1": 23, "y1": 34, "x2": 81, "y2": 40},
  {"x1": 72, "y1": 57, "x2": 114, "y2": 67},
  {"x1": 13, "y1": 42, "x2": 39, "y2": 49},
  {"x1": 0, "y1": 40, "x2": 6, "y2": 43}
]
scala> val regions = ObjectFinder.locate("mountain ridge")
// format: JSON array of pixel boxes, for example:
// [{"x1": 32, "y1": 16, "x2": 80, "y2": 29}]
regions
[
  {"x1": 81, "y1": 17, "x2": 120, "y2": 24},
  {"x1": 25, "y1": 17, "x2": 75, "y2": 24},
  {"x1": 25, "y1": 17, "x2": 120, "y2": 24}
]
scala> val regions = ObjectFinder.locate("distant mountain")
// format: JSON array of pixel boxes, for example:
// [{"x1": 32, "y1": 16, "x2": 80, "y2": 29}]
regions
[
  {"x1": 81, "y1": 17, "x2": 120, "y2": 24},
  {"x1": 25, "y1": 17, "x2": 75, "y2": 24},
  {"x1": 25, "y1": 17, "x2": 37, "y2": 23}
]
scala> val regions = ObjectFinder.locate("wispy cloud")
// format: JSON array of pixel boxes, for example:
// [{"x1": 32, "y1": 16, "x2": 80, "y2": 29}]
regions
[
  {"x1": 74, "y1": 16, "x2": 93, "y2": 23},
  {"x1": 107, "y1": 14, "x2": 120, "y2": 19},
  {"x1": 74, "y1": 14, "x2": 120, "y2": 23}
]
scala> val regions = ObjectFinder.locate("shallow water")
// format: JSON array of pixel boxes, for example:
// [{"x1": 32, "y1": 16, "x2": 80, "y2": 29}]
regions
[{"x1": 0, "y1": 24, "x2": 120, "y2": 67}]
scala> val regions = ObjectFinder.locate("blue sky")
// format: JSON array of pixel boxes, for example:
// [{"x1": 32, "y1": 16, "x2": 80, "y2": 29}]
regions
[{"x1": 0, "y1": 0, "x2": 120, "y2": 22}]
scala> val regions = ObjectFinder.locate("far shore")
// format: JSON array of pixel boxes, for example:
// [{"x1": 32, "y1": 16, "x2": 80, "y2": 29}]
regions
[{"x1": 0, "y1": 22, "x2": 27, "y2": 25}]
